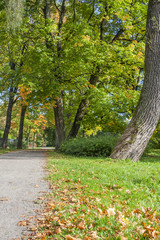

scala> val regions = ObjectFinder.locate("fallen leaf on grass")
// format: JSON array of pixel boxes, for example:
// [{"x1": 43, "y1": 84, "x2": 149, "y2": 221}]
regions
[
  {"x1": 29, "y1": 226, "x2": 37, "y2": 231},
  {"x1": 97, "y1": 208, "x2": 103, "y2": 214},
  {"x1": 89, "y1": 231, "x2": 99, "y2": 239},
  {"x1": 107, "y1": 207, "x2": 116, "y2": 216},
  {"x1": 77, "y1": 220, "x2": 86, "y2": 230},
  {"x1": 66, "y1": 235, "x2": 81, "y2": 240},
  {"x1": 126, "y1": 189, "x2": 131, "y2": 194},
  {"x1": 54, "y1": 227, "x2": 61, "y2": 234}
]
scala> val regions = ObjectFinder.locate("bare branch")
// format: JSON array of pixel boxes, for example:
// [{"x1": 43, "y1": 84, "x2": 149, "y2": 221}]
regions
[
  {"x1": 110, "y1": 28, "x2": 126, "y2": 44},
  {"x1": 53, "y1": 0, "x2": 60, "y2": 12}
]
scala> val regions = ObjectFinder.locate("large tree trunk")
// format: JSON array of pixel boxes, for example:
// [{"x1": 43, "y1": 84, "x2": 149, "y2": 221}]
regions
[
  {"x1": 54, "y1": 94, "x2": 65, "y2": 149},
  {"x1": 17, "y1": 106, "x2": 27, "y2": 149},
  {"x1": 110, "y1": 0, "x2": 160, "y2": 161},
  {"x1": 2, "y1": 88, "x2": 16, "y2": 149}
]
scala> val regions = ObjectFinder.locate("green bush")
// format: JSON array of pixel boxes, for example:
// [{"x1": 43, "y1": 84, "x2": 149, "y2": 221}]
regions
[{"x1": 60, "y1": 134, "x2": 119, "y2": 157}]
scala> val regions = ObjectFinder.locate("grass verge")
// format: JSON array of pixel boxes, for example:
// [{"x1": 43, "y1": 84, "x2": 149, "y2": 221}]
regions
[
  {"x1": 0, "y1": 148, "x2": 15, "y2": 154},
  {"x1": 31, "y1": 150, "x2": 160, "y2": 240}
]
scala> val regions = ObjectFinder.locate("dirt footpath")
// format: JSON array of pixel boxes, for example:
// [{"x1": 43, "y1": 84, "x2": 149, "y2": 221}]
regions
[{"x1": 0, "y1": 150, "x2": 49, "y2": 240}]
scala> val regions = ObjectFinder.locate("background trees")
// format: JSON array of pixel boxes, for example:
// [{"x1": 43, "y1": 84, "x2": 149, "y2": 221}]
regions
[{"x1": 1, "y1": 0, "x2": 155, "y2": 160}]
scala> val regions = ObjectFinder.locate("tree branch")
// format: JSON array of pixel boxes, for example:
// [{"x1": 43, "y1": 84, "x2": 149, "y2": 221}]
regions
[
  {"x1": 87, "y1": 0, "x2": 95, "y2": 23},
  {"x1": 73, "y1": 0, "x2": 76, "y2": 22},
  {"x1": 53, "y1": 0, "x2": 60, "y2": 12},
  {"x1": 110, "y1": 28, "x2": 126, "y2": 44}
]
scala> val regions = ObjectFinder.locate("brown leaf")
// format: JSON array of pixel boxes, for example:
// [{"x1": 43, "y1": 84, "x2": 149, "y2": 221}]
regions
[
  {"x1": 65, "y1": 235, "x2": 75, "y2": 240},
  {"x1": 0, "y1": 197, "x2": 8, "y2": 201},
  {"x1": 29, "y1": 226, "x2": 37, "y2": 231},
  {"x1": 77, "y1": 220, "x2": 85, "y2": 230},
  {"x1": 89, "y1": 231, "x2": 99, "y2": 239},
  {"x1": 97, "y1": 208, "x2": 103, "y2": 214},
  {"x1": 55, "y1": 227, "x2": 61, "y2": 234},
  {"x1": 126, "y1": 189, "x2": 131, "y2": 194},
  {"x1": 34, "y1": 185, "x2": 39, "y2": 188},
  {"x1": 107, "y1": 208, "x2": 116, "y2": 217},
  {"x1": 17, "y1": 220, "x2": 30, "y2": 226}
]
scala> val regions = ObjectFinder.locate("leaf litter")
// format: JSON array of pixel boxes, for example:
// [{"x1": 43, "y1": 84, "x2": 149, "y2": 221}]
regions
[{"x1": 18, "y1": 152, "x2": 160, "y2": 239}]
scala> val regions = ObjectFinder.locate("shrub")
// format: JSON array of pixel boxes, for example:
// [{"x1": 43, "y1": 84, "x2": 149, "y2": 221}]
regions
[{"x1": 60, "y1": 133, "x2": 119, "y2": 157}]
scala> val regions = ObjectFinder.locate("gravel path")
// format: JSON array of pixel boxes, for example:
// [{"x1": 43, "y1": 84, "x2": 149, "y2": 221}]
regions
[{"x1": 0, "y1": 150, "x2": 49, "y2": 240}]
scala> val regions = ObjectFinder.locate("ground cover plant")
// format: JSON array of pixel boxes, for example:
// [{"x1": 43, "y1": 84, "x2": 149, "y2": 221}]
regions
[
  {"x1": 27, "y1": 150, "x2": 160, "y2": 240},
  {"x1": 60, "y1": 134, "x2": 119, "y2": 157},
  {"x1": 0, "y1": 149, "x2": 14, "y2": 154}
]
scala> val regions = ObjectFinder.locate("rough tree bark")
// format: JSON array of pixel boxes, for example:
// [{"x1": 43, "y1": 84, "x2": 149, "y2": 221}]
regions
[
  {"x1": 2, "y1": 86, "x2": 17, "y2": 149},
  {"x1": 17, "y1": 105, "x2": 27, "y2": 149},
  {"x1": 110, "y1": 0, "x2": 160, "y2": 161}
]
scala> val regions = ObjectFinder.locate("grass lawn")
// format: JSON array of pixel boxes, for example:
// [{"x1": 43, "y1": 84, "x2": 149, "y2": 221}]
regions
[
  {"x1": 33, "y1": 150, "x2": 160, "y2": 239},
  {"x1": 0, "y1": 148, "x2": 14, "y2": 154}
]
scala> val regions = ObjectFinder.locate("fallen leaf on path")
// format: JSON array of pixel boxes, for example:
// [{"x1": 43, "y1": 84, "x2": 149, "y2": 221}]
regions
[
  {"x1": 34, "y1": 185, "x2": 39, "y2": 188},
  {"x1": 18, "y1": 220, "x2": 30, "y2": 226},
  {"x1": 0, "y1": 197, "x2": 8, "y2": 201}
]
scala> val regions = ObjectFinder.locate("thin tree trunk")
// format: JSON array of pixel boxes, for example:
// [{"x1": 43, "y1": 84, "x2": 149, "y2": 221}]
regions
[
  {"x1": 54, "y1": 94, "x2": 65, "y2": 149},
  {"x1": 110, "y1": 0, "x2": 160, "y2": 161},
  {"x1": 17, "y1": 105, "x2": 27, "y2": 149},
  {"x1": 67, "y1": 98, "x2": 89, "y2": 139},
  {"x1": 2, "y1": 88, "x2": 16, "y2": 148},
  {"x1": 44, "y1": 0, "x2": 66, "y2": 149},
  {"x1": 26, "y1": 126, "x2": 31, "y2": 148},
  {"x1": 32, "y1": 133, "x2": 35, "y2": 148}
]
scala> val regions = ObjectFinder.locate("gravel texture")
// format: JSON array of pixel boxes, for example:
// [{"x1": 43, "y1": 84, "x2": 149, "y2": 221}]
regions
[{"x1": 0, "y1": 150, "x2": 49, "y2": 240}]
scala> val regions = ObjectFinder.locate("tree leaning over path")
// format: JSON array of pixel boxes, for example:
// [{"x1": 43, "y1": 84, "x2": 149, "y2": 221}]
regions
[{"x1": 110, "y1": 0, "x2": 160, "y2": 161}]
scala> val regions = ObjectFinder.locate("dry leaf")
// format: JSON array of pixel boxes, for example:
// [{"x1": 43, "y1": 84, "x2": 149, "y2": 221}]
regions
[
  {"x1": 77, "y1": 220, "x2": 85, "y2": 230},
  {"x1": 126, "y1": 189, "x2": 131, "y2": 194},
  {"x1": 0, "y1": 197, "x2": 8, "y2": 201},
  {"x1": 107, "y1": 208, "x2": 116, "y2": 216},
  {"x1": 18, "y1": 220, "x2": 30, "y2": 226},
  {"x1": 34, "y1": 185, "x2": 39, "y2": 188},
  {"x1": 55, "y1": 227, "x2": 61, "y2": 234},
  {"x1": 29, "y1": 226, "x2": 37, "y2": 231},
  {"x1": 89, "y1": 231, "x2": 99, "y2": 239},
  {"x1": 65, "y1": 235, "x2": 75, "y2": 240},
  {"x1": 97, "y1": 208, "x2": 103, "y2": 214}
]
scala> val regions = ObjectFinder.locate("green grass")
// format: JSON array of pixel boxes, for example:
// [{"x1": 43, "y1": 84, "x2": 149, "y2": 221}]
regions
[
  {"x1": 0, "y1": 148, "x2": 14, "y2": 154},
  {"x1": 35, "y1": 150, "x2": 160, "y2": 239}
]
